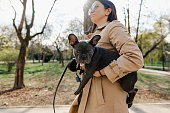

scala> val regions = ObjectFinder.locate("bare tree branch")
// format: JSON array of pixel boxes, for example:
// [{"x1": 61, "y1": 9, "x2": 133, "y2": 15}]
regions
[
  {"x1": 18, "y1": 0, "x2": 27, "y2": 31},
  {"x1": 9, "y1": 0, "x2": 23, "y2": 42},
  {"x1": 143, "y1": 35, "x2": 167, "y2": 58},
  {"x1": 31, "y1": 0, "x2": 58, "y2": 39},
  {"x1": 23, "y1": 0, "x2": 34, "y2": 30},
  {"x1": 25, "y1": 17, "x2": 31, "y2": 39},
  {"x1": 9, "y1": 0, "x2": 17, "y2": 30},
  {"x1": 20, "y1": 0, "x2": 24, "y2": 5},
  {"x1": 29, "y1": 0, "x2": 35, "y2": 28},
  {"x1": 135, "y1": 0, "x2": 143, "y2": 42},
  {"x1": 25, "y1": 17, "x2": 29, "y2": 28}
]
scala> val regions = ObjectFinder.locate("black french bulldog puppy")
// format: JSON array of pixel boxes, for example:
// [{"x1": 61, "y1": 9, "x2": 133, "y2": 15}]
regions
[{"x1": 68, "y1": 34, "x2": 138, "y2": 108}]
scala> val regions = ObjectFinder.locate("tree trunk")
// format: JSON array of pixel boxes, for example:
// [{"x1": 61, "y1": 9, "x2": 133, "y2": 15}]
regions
[
  {"x1": 7, "y1": 62, "x2": 15, "y2": 72},
  {"x1": 127, "y1": 7, "x2": 130, "y2": 34},
  {"x1": 139, "y1": 34, "x2": 143, "y2": 54},
  {"x1": 162, "y1": 54, "x2": 165, "y2": 71},
  {"x1": 135, "y1": 0, "x2": 143, "y2": 43},
  {"x1": 32, "y1": 52, "x2": 35, "y2": 63},
  {"x1": 168, "y1": 61, "x2": 170, "y2": 71},
  {"x1": 13, "y1": 41, "x2": 28, "y2": 89},
  {"x1": 162, "y1": 40, "x2": 165, "y2": 71},
  {"x1": 56, "y1": 47, "x2": 64, "y2": 67},
  {"x1": 123, "y1": 8, "x2": 127, "y2": 27},
  {"x1": 42, "y1": 53, "x2": 45, "y2": 66},
  {"x1": 38, "y1": 53, "x2": 41, "y2": 63},
  {"x1": 61, "y1": 51, "x2": 64, "y2": 67},
  {"x1": 83, "y1": 0, "x2": 95, "y2": 34}
]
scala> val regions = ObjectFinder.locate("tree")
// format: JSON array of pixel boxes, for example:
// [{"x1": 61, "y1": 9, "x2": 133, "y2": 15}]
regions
[
  {"x1": 34, "y1": 35, "x2": 45, "y2": 63},
  {"x1": 53, "y1": 32, "x2": 68, "y2": 67},
  {"x1": 0, "y1": 25, "x2": 17, "y2": 49},
  {"x1": 41, "y1": 46, "x2": 53, "y2": 66},
  {"x1": 142, "y1": 17, "x2": 169, "y2": 58},
  {"x1": 64, "y1": 18, "x2": 84, "y2": 39},
  {"x1": 140, "y1": 32, "x2": 162, "y2": 64},
  {"x1": 10, "y1": 0, "x2": 58, "y2": 89},
  {"x1": 136, "y1": 15, "x2": 170, "y2": 69}
]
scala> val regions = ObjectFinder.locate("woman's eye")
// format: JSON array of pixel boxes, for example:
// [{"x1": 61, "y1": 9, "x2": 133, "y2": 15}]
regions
[{"x1": 93, "y1": 5, "x2": 99, "y2": 10}]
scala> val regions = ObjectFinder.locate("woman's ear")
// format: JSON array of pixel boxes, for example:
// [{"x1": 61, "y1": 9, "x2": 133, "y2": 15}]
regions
[{"x1": 105, "y1": 8, "x2": 112, "y2": 16}]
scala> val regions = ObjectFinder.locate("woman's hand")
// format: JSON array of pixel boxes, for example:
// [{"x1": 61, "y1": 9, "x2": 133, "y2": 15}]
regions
[{"x1": 93, "y1": 69, "x2": 105, "y2": 77}]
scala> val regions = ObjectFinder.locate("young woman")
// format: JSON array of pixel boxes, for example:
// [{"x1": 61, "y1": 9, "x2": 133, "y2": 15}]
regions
[{"x1": 69, "y1": 0, "x2": 144, "y2": 113}]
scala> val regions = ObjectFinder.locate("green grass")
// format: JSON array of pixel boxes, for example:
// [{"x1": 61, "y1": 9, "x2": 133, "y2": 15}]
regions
[
  {"x1": 0, "y1": 64, "x2": 15, "y2": 84},
  {"x1": 0, "y1": 63, "x2": 15, "y2": 74},
  {"x1": 144, "y1": 67, "x2": 169, "y2": 72},
  {"x1": 136, "y1": 72, "x2": 170, "y2": 94},
  {"x1": 145, "y1": 61, "x2": 169, "y2": 67},
  {"x1": 0, "y1": 60, "x2": 74, "y2": 88}
]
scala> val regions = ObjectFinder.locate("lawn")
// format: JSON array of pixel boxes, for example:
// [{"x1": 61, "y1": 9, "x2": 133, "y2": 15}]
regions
[
  {"x1": 0, "y1": 60, "x2": 75, "y2": 88},
  {"x1": 136, "y1": 73, "x2": 170, "y2": 95}
]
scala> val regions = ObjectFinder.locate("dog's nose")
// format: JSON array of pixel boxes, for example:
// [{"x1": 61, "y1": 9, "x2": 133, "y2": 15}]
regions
[
  {"x1": 82, "y1": 56, "x2": 86, "y2": 59},
  {"x1": 82, "y1": 55, "x2": 86, "y2": 59}
]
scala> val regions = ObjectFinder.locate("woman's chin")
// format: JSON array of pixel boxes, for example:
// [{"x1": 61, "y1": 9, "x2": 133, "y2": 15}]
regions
[{"x1": 91, "y1": 18, "x2": 97, "y2": 24}]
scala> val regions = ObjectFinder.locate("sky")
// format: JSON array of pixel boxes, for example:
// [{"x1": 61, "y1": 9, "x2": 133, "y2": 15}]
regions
[{"x1": 0, "y1": 0, "x2": 169, "y2": 44}]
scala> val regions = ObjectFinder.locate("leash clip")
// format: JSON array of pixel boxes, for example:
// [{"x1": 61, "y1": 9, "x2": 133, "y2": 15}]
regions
[{"x1": 76, "y1": 72, "x2": 81, "y2": 82}]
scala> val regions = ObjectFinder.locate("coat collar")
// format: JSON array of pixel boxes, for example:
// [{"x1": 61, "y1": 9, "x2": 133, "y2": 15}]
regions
[{"x1": 96, "y1": 21, "x2": 110, "y2": 30}]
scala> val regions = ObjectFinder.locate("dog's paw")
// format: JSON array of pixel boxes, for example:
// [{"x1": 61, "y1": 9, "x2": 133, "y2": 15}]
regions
[
  {"x1": 128, "y1": 103, "x2": 132, "y2": 108},
  {"x1": 74, "y1": 90, "x2": 80, "y2": 95}
]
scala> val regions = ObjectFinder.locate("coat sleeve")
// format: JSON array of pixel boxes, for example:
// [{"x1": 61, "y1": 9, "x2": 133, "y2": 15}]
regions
[{"x1": 103, "y1": 25, "x2": 144, "y2": 83}]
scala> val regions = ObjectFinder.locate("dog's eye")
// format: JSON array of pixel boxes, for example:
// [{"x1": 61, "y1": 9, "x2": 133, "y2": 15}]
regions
[
  {"x1": 76, "y1": 51, "x2": 80, "y2": 54},
  {"x1": 89, "y1": 50, "x2": 93, "y2": 54}
]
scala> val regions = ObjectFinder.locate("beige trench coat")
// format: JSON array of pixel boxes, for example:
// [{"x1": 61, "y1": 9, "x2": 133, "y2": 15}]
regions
[{"x1": 69, "y1": 20, "x2": 144, "y2": 113}]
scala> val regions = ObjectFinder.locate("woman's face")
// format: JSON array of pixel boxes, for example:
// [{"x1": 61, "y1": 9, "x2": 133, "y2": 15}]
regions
[{"x1": 89, "y1": 1, "x2": 110, "y2": 25}]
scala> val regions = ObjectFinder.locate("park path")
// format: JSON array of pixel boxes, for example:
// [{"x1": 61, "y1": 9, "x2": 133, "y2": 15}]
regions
[
  {"x1": 0, "y1": 103, "x2": 170, "y2": 113},
  {"x1": 138, "y1": 68, "x2": 170, "y2": 76}
]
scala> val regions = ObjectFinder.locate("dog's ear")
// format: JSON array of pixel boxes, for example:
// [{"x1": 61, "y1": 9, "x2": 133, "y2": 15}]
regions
[
  {"x1": 89, "y1": 35, "x2": 101, "y2": 46},
  {"x1": 68, "y1": 34, "x2": 79, "y2": 47}
]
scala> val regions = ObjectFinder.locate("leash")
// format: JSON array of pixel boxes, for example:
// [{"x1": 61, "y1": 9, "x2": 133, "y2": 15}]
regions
[
  {"x1": 53, "y1": 59, "x2": 81, "y2": 113},
  {"x1": 53, "y1": 64, "x2": 68, "y2": 113}
]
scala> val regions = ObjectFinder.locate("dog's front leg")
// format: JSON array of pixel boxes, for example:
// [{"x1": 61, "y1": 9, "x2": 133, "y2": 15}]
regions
[{"x1": 74, "y1": 72, "x2": 93, "y2": 95}]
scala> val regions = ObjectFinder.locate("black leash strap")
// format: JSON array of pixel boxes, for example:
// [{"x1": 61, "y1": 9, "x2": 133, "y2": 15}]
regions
[
  {"x1": 99, "y1": 70, "x2": 104, "y2": 77},
  {"x1": 53, "y1": 65, "x2": 68, "y2": 113}
]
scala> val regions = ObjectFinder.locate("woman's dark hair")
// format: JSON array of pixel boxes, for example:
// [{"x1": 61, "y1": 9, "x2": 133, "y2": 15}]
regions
[
  {"x1": 90, "y1": 0, "x2": 117, "y2": 33},
  {"x1": 97, "y1": 0, "x2": 117, "y2": 21}
]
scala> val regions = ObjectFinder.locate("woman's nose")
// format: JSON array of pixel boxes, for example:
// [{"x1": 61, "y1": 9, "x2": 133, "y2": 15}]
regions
[
  {"x1": 88, "y1": 9, "x2": 94, "y2": 16},
  {"x1": 90, "y1": 9, "x2": 94, "y2": 13}
]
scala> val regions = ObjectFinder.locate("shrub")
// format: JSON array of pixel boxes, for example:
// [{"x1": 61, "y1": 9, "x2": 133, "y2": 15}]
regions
[
  {"x1": 0, "y1": 48, "x2": 19, "y2": 72},
  {"x1": 34, "y1": 47, "x2": 53, "y2": 63}
]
